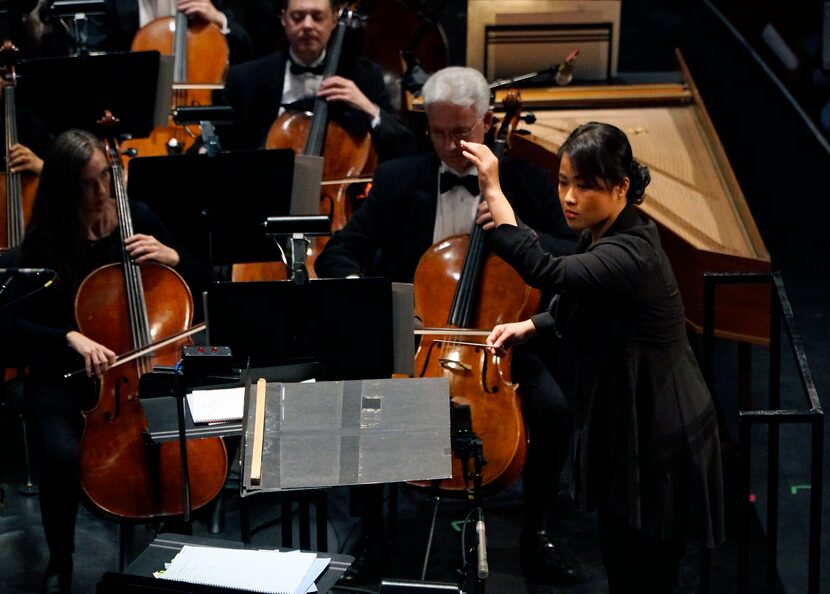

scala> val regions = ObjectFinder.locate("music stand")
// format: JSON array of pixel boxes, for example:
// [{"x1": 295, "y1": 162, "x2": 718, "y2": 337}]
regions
[
  {"x1": 240, "y1": 376, "x2": 451, "y2": 494},
  {"x1": 47, "y1": 0, "x2": 107, "y2": 56},
  {"x1": 127, "y1": 149, "x2": 300, "y2": 268},
  {"x1": 16, "y1": 51, "x2": 159, "y2": 139},
  {"x1": 205, "y1": 278, "x2": 395, "y2": 379}
]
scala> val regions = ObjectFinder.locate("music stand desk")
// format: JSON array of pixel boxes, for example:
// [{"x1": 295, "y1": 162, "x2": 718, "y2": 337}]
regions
[
  {"x1": 17, "y1": 51, "x2": 160, "y2": 138},
  {"x1": 98, "y1": 533, "x2": 352, "y2": 594},
  {"x1": 142, "y1": 396, "x2": 241, "y2": 442}
]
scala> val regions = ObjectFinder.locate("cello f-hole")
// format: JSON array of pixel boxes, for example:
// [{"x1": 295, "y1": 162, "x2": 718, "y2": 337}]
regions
[{"x1": 480, "y1": 353, "x2": 497, "y2": 394}]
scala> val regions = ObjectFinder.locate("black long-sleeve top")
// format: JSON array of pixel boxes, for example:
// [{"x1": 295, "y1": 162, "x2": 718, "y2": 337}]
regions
[{"x1": 0, "y1": 201, "x2": 208, "y2": 374}]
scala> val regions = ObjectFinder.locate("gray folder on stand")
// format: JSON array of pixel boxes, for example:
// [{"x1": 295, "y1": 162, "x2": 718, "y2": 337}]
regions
[{"x1": 240, "y1": 377, "x2": 451, "y2": 494}]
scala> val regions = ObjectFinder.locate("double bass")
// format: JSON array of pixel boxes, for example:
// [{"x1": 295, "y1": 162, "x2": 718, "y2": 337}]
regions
[
  {"x1": 76, "y1": 113, "x2": 227, "y2": 519},
  {"x1": 0, "y1": 40, "x2": 37, "y2": 251},
  {"x1": 123, "y1": 9, "x2": 229, "y2": 160},
  {"x1": 410, "y1": 92, "x2": 536, "y2": 495}
]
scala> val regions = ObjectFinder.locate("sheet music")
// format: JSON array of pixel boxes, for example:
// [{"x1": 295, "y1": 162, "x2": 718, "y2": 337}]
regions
[
  {"x1": 187, "y1": 387, "x2": 245, "y2": 423},
  {"x1": 154, "y1": 545, "x2": 328, "y2": 594}
]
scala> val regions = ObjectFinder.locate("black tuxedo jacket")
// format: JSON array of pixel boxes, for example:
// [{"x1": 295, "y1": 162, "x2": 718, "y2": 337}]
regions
[
  {"x1": 219, "y1": 50, "x2": 415, "y2": 159},
  {"x1": 314, "y1": 151, "x2": 577, "y2": 282}
]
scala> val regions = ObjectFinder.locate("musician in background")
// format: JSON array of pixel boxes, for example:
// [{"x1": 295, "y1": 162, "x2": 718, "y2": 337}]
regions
[
  {"x1": 0, "y1": 129, "x2": 205, "y2": 594},
  {"x1": 1, "y1": 107, "x2": 53, "y2": 176},
  {"x1": 315, "y1": 66, "x2": 580, "y2": 584},
  {"x1": 465, "y1": 121, "x2": 725, "y2": 591},
  {"x1": 38, "y1": 0, "x2": 257, "y2": 62},
  {"x1": 217, "y1": 0, "x2": 415, "y2": 159}
]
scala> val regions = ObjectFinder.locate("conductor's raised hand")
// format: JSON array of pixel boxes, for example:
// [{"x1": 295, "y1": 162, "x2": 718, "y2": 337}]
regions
[
  {"x1": 460, "y1": 140, "x2": 517, "y2": 227},
  {"x1": 66, "y1": 331, "x2": 116, "y2": 377},
  {"x1": 486, "y1": 319, "x2": 537, "y2": 357}
]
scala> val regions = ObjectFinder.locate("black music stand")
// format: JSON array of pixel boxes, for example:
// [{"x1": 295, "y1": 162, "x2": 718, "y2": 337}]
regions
[
  {"x1": 204, "y1": 278, "x2": 394, "y2": 379},
  {"x1": 47, "y1": 0, "x2": 107, "y2": 56},
  {"x1": 127, "y1": 149, "x2": 297, "y2": 268},
  {"x1": 16, "y1": 51, "x2": 159, "y2": 139}
]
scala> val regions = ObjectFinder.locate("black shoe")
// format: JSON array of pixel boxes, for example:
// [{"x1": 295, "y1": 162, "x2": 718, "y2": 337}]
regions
[
  {"x1": 521, "y1": 529, "x2": 582, "y2": 585},
  {"x1": 42, "y1": 559, "x2": 72, "y2": 594},
  {"x1": 339, "y1": 536, "x2": 386, "y2": 585}
]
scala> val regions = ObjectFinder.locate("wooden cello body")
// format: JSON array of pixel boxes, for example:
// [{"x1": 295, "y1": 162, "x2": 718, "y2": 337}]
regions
[
  {"x1": 409, "y1": 92, "x2": 535, "y2": 495},
  {"x1": 77, "y1": 118, "x2": 227, "y2": 519},
  {"x1": 409, "y1": 236, "x2": 538, "y2": 495},
  {"x1": 122, "y1": 11, "x2": 229, "y2": 161},
  {"x1": 250, "y1": 7, "x2": 372, "y2": 281},
  {"x1": 0, "y1": 40, "x2": 37, "y2": 251}
]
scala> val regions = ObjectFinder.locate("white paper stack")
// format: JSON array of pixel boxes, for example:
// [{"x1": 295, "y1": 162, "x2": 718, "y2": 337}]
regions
[{"x1": 154, "y1": 545, "x2": 330, "y2": 594}]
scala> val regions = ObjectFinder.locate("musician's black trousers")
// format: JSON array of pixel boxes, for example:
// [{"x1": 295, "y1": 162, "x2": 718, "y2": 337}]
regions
[
  {"x1": 26, "y1": 374, "x2": 92, "y2": 571},
  {"x1": 512, "y1": 341, "x2": 573, "y2": 534}
]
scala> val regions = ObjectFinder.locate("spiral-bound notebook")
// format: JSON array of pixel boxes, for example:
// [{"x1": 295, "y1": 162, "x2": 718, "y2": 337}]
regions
[{"x1": 187, "y1": 388, "x2": 245, "y2": 424}]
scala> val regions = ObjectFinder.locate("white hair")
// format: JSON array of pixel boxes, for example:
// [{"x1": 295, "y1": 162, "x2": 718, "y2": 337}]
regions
[{"x1": 422, "y1": 67, "x2": 491, "y2": 117}]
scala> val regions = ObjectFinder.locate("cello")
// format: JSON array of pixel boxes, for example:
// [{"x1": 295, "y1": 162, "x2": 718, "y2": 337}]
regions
[
  {"x1": 256, "y1": 5, "x2": 373, "y2": 280},
  {"x1": 409, "y1": 91, "x2": 537, "y2": 495},
  {"x1": 123, "y1": 8, "x2": 229, "y2": 160},
  {"x1": 76, "y1": 112, "x2": 227, "y2": 519},
  {"x1": 0, "y1": 40, "x2": 37, "y2": 252}
]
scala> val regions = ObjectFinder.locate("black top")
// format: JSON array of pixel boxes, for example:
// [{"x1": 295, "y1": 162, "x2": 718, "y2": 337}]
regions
[
  {"x1": 489, "y1": 203, "x2": 725, "y2": 547},
  {"x1": 0, "y1": 201, "x2": 208, "y2": 373}
]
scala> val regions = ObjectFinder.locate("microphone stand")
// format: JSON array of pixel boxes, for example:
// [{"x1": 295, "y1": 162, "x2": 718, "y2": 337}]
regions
[{"x1": 456, "y1": 435, "x2": 488, "y2": 594}]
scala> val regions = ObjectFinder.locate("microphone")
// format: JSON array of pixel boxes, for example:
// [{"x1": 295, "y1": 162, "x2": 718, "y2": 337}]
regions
[
  {"x1": 555, "y1": 49, "x2": 580, "y2": 86},
  {"x1": 0, "y1": 268, "x2": 54, "y2": 275},
  {"x1": 476, "y1": 509, "x2": 489, "y2": 579}
]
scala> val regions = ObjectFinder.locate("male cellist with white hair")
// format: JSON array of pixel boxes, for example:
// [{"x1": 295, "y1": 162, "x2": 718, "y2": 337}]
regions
[{"x1": 316, "y1": 65, "x2": 581, "y2": 585}]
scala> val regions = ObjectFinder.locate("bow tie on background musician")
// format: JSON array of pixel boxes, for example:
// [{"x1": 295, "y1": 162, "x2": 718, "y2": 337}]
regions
[
  {"x1": 439, "y1": 169, "x2": 480, "y2": 196},
  {"x1": 288, "y1": 56, "x2": 325, "y2": 76}
]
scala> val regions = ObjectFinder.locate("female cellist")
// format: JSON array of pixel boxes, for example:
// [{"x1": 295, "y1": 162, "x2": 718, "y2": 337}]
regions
[
  {"x1": 0, "y1": 128, "x2": 210, "y2": 593},
  {"x1": 314, "y1": 66, "x2": 579, "y2": 583}
]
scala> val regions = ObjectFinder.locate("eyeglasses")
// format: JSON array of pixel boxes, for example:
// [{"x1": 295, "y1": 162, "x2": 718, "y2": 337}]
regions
[{"x1": 427, "y1": 122, "x2": 481, "y2": 144}]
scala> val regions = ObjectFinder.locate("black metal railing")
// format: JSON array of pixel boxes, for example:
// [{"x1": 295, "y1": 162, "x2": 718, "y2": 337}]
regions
[{"x1": 702, "y1": 271, "x2": 823, "y2": 594}]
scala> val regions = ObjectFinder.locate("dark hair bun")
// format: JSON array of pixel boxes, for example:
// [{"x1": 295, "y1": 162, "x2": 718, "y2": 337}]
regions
[{"x1": 627, "y1": 159, "x2": 650, "y2": 204}]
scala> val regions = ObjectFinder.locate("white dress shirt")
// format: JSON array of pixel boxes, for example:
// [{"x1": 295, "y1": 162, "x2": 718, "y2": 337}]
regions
[{"x1": 433, "y1": 163, "x2": 480, "y2": 244}]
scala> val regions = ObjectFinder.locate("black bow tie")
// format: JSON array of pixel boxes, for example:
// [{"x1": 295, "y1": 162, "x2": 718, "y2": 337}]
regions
[
  {"x1": 439, "y1": 171, "x2": 479, "y2": 195},
  {"x1": 289, "y1": 60, "x2": 324, "y2": 76}
]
